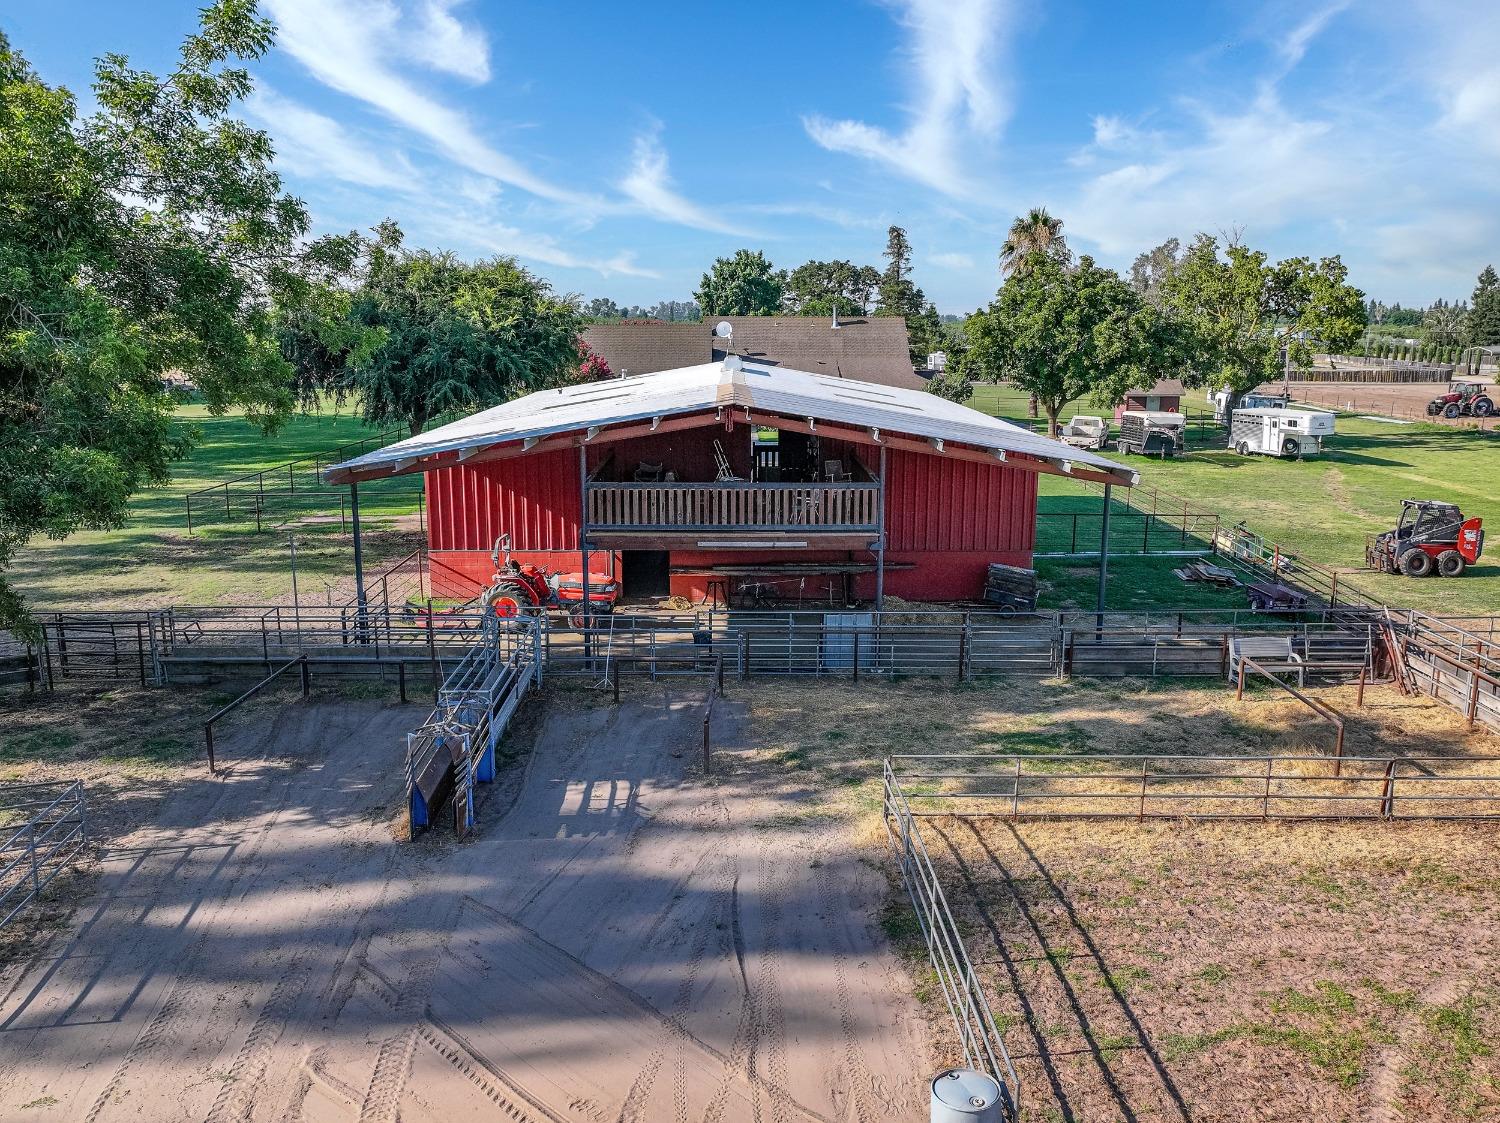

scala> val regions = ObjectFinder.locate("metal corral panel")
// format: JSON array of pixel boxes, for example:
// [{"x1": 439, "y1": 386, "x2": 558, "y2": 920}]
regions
[
  {"x1": 427, "y1": 448, "x2": 581, "y2": 552},
  {"x1": 885, "y1": 449, "x2": 1038, "y2": 553}
]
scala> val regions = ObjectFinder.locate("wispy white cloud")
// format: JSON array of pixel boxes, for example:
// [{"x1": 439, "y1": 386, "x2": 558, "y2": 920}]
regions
[
  {"x1": 427, "y1": 209, "x2": 660, "y2": 278},
  {"x1": 245, "y1": 86, "x2": 420, "y2": 192},
  {"x1": 410, "y1": 0, "x2": 489, "y2": 82},
  {"x1": 618, "y1": 127, "x2": 754, "y2": 236},
  {"x1": 263, "y1": 0, "x2": 599, "y2": 208},
  {"x1": 929, "y1": 251, "x2": 975, "y2": 269},
  {"x1": 803, "y1": 0, "x2": 1012, "y2": 195}
]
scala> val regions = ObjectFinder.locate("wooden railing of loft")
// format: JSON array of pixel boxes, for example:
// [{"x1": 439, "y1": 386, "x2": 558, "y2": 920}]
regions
[{"x1": 586, "y1": 482, "x2": 880, "y2": 531}]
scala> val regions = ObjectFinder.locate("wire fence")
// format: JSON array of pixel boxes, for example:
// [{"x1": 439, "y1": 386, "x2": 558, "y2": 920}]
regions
[{"x1": 1, "y1": 781, "x2": 89, "y2": 930}]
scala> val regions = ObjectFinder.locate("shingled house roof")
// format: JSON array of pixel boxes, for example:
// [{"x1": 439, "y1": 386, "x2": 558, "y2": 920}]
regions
[
  {"x1": 709, "y1": 316, "x2": 923, "y2": 391},
  {"x1": 579, "y1": 316, "x2": 922, "y2": 391},
  {"x1": 580, "y1": 322, "x2": 711, "y2": 376}
]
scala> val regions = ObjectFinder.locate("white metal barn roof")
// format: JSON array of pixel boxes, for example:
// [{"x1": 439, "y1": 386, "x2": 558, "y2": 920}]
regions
[{"x1": 325, "y1": 358, "x2": 1139, "y2": 486}]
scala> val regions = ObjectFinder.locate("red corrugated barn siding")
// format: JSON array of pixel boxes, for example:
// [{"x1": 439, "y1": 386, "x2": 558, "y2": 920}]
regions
[
  {"x1": 883, "y1": 449, "x2": 1036, "y2": 554},
  {"x1": 426, "y1": 449, "x2": 581, "y2": 552}
]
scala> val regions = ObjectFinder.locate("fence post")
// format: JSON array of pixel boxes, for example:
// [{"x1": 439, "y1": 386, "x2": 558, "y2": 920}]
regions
[
  {"x1": 702, "y1": 712, "x2": 711, "y2": 775},
  {"x1": 1236, "y1": 656, "x2": 1246, "y2": 700},
  {"x1": 300, "y1": 655, "x2": 311, "y2": 699},
  {"x1": 1356, "y1": 663, "x2": 1367, "y2": 708},
  {"x1": 612, "y1": 661, "x2": 620, "y2": 704},
  {"x1": 398, "y1": 662, "x2": 408, "y2": 704},
  {"x1": 739, "y1": 631, "x2": 750, "y2": 680},
  {"x1": 1262, "y1": 756, "x2": 1273, "y2": 819},
  {"x1": 716, "y1": 654, "x2": 725, "y2": 696},
  {"x1": 1137, "y1": 760, "x2": 1148, "y2": 821},
  {"x1": 1380, "y1": 759, "x2": 1397, "y2": 818},
  {"x1": 852, "y1": 627, "x2": 861, "y2": 682},
  {"x1": 958, "y1": 617, "x2": 970, "y2": 684},
  {"x1": 427, "y1": 602, "x2": 440, "y2": 702},
  {"x1": 136, "y1": 622, "x2": 147, "y2": 687},
  {"x1": 205, "y1": 723, "x2": 216, "y2": 775},
  {"x1": 1467, "y1": 671, "x2": 1481, "y2": 729},
  {"x1": 1011, "y1": 759, "x2": 1021, "y2": 821}
]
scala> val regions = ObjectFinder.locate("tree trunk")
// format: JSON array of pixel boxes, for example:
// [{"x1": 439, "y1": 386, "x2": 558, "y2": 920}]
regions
[
  {"x1": 409, "y1": 411, "x2": 428, "y2": 437},
  {"x1": 1045, "y1": 402, "x2": 1062, "y2": 438}
]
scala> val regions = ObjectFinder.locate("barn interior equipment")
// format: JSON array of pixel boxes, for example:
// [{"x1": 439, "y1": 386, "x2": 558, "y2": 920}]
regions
[
  {"x1": 1365, "y1": 500, "x2": 1485, "y2": 577},
  {"x1": 1426, "y1": 379, "x2": 1494, "y2": 418},
  {"x1": 1229, "y1": 407, "x2": 1335, "y2": 458},
  {"x1": 1059, "y1": 415, "x2": 1108, "y2": 450},
  {"x1": 483, "y1": 534, "x2": 619, "y2": 622},
  {"x1": 1115, "y1": 410, "x2": 1184, "y2": 457}
]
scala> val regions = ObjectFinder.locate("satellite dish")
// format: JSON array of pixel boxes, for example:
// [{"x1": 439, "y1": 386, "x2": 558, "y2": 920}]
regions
[{"x1": 713, "y1": 320, "x2": 733, "y2": 339}]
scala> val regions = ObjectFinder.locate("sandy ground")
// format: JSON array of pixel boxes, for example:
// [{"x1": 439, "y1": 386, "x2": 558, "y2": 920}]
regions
[
  {"x1": 0, "y1": 685, "x2": 930, "y2": 1122},
  {"x1": 1275, "y1": 382, "x2": 1498, "y2": 429}
]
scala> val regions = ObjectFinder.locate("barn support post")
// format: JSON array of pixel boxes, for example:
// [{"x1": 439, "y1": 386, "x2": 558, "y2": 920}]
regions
[
  {"x1": 350, "y1": 482, "x2": 368, "y2": 643},
  {"x1": 875, "y1": 444, "x2": 887, "y2": 610},
  {"x1": 578, "y1": 443, "x2": 593, "y2": 665},
  {"x1": 1095, "y1": 482, "x2": 1112, "y2": 638}
]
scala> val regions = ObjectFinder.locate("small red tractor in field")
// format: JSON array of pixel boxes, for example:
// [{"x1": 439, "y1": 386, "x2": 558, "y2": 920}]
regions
[
  {"x1": 1426, "y1": 379, "x2": 1494, "y2": 418},
  {"x1": 481, "y1": 534, "x2": 619, "y2": 624},
  {"x1": 1365, "y1": 499, "x2": 1485, "y2": 578}
]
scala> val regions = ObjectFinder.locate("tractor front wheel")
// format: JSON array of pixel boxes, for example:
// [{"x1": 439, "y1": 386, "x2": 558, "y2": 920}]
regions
[
  {"x1": 1436, "y1": 550, "x2": 1467, "y2": 577},
  {"x1": 1400, "y1": 549, "x2": 1434, "y2": 577},
  {"x1": 1444, "y1": 403, "x2": 1461, "y2": 419}
]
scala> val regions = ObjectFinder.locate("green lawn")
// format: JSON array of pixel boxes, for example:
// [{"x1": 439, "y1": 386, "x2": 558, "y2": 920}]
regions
[
  {"x1": 1018, "y1": 409, "x2": 1500, "y2": 616},
  {"x1": 9, "y1": 403, "x2": 424, "y2": 611}
]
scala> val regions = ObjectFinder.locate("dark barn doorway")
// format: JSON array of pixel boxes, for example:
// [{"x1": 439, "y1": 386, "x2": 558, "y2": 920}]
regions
[{"x1": 622, "y1": 550, "x2": 671, "y2": 600}]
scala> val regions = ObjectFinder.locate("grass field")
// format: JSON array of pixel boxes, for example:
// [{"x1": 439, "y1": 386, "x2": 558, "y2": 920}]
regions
[
  {"x1": 995, "y1": 399, "x2": 1499, "y2": 616},
  {"x1": 8, "y1": 403, "x2": 424, "y2": 611}
]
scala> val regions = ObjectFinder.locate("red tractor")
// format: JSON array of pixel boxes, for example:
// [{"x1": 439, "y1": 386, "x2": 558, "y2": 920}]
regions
[
  {"x1": 1426, "y1": 379, "x2": 1494, "y2": 419},
  {"x1": 1365, "y1": 500, "x2": 1485, "y2": 578},
  {"x1": 481, "y1": 534, "x2": 619, "y2": 624}
]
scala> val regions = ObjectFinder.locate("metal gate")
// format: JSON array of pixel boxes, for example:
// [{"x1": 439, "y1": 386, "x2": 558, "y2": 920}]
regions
[{"x1": 40, "y1": 614, "x2": 155, "y2": 685}]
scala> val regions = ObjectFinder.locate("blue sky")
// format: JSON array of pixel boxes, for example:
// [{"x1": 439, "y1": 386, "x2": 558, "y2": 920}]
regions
[{"x1": 6, "y1": 0, "x2": 1499, "y2": 312}]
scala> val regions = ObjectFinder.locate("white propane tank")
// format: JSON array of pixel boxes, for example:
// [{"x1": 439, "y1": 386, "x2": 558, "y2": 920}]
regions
[{"x1": 930, "y1": 1068, "x2": 1005, "y2": 1122}]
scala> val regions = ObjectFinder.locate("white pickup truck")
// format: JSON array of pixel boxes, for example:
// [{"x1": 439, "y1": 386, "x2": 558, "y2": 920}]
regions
[{"x1": 1059, "y1": 415, "x2": 1108, "y2": 450}]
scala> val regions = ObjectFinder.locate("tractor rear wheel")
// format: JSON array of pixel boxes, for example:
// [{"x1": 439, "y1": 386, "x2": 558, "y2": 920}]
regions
[
  {"x1": 1474, "y1": 396, "x2": 1495, "y2": 417},
  {"x1": 1400, "y1": 549, "x2": 1434, "y2": 577},
  {"x1": 1436, "y1": 550, "x2": 1467, "y2": 577}
]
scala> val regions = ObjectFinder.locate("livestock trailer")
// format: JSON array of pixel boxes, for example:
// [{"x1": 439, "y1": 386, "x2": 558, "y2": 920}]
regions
[
  {"x1": 1229, "y1": 408, "x2": 1335, "y2": 458},
  {"x1": 1116, "y1": 411, "x2": 1185, "y2": 457}
]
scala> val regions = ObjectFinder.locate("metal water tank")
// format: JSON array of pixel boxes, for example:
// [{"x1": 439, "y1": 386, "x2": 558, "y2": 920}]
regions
[{"x1": 929, "y1": 1068, "x2": 1004, "y2": 1123}]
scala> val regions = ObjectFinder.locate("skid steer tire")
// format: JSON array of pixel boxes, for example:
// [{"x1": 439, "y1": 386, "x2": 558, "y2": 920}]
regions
[
  {"x1": 1400, "y1": 549, "x2": 1434, "y2": 578},
  {"x1": 1436, "y1": 550, "x2": 1467, "y2": 577}
]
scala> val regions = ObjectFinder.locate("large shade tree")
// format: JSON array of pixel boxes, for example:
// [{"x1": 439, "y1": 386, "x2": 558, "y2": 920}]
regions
[
  {"x1": 1469, "y1": 266, "x2": 1500, "y2": 347},
  {"x1": 0, "y1": 1, "x2": 357, "y2": 631},
  {"x1": 1161, "y1": 234, "x2": 1366, "y2": 401},
  {"x1": 342, "y1": 225, "x2": 582, "y2": 436},
  {"x1": 965, "y1": 252, "x2": 1172, "y2": 436},
  {"x1": 781, "y1": 259, "x2": 880, "y2": 317},
  {"x1": 694, "y1": 250, "x2": 783, "y2": 316}
]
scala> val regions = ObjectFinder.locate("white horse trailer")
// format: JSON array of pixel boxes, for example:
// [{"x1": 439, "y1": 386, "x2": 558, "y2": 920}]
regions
[{"x1": 1229, "y1": 408, "x2": 1335, "y2": 458}]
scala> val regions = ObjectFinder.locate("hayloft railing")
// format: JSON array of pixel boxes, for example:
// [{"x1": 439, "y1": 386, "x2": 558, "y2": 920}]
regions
[{"x1": 586, "y1": 482, "x2": 879, "y2": 532}]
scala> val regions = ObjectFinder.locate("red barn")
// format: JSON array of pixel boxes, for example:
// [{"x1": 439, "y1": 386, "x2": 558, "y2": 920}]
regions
[{"x1": 327, "y1": 360, "x2": 1136, "y2": 605}]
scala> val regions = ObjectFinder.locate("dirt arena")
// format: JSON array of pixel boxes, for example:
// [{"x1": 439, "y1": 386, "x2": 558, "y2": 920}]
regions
[{"x1": 0, "y1": 686, "x2": 929, "y2": 1122}]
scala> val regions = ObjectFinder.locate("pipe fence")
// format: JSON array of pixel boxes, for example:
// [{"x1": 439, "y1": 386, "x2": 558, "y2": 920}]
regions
[
  {"x1": 882, "y1": 760, "x2": 1020, "y2": 1117},
  {"x1": 1, "y1": 781, "x2": 88, "y2": 930},
  {"x1": 886, "y1": 752, "x2": 1500, "y2": 823}
]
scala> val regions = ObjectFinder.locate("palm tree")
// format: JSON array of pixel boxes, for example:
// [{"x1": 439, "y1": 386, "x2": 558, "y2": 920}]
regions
[{"x1": 1000, "y1": 208, "x2": 1066, "y2": 276}]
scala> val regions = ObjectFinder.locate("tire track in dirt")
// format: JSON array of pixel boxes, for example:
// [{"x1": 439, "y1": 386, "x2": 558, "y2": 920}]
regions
[
  {"x1": 81, "y1": 773, "x2": 302, "y2": 1123},
  {"x1": 356, "y1": 951, "x2": 441, "y2": 1123},
  {"x1": 814, "y1": 856, "x2": 878, "y2": 1123}
]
